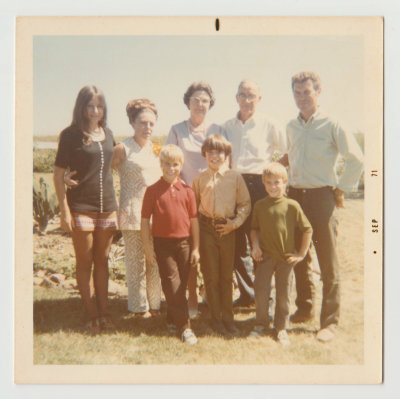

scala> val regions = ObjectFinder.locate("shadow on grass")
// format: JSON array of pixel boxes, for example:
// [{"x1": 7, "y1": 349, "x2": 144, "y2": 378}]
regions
[
  {"x1": 34, "y1": 293, "x2": 316, "y2": 340},
  {"x1": 34, "y1": 295, "x2": 293, "y2": 339}
]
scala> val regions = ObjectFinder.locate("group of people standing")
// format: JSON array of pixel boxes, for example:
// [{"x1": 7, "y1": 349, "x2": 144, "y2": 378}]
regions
[{"x1": 53, "y1": 72, "x2": 363, "y2": 347}]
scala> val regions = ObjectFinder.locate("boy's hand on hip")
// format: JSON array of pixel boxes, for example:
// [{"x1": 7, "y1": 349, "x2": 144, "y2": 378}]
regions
[
  {"x1": 215, "y1": 219, "x2": 235, "y2": 235},
  {"x1": 190, "y1": 249, "x2": 200, "y2": 266}
]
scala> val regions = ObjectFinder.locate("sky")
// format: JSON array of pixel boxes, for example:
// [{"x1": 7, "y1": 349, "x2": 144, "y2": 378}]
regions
[{"x1": 33, "y1": 34, "x2": 364, "y2": 138}]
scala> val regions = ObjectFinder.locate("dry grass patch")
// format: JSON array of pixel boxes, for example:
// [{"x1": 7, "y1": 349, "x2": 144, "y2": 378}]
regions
[{"x1": 33, "y1": 199, "x2": 364, "y2": 365}]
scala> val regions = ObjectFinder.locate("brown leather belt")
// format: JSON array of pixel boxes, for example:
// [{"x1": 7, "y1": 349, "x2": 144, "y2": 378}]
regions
[{"x1": 198, "y1": 213, "x2": 227, "y2": 226}]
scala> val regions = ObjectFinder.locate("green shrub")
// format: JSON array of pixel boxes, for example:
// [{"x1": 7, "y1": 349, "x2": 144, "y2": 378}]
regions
[{"x1": 33, "y1": 149, "x2": 56, "y2": 173}]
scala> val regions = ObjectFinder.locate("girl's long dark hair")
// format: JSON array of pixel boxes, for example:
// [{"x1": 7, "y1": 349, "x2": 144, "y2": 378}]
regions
[{"x1": 71, "y1": 85, "x2": 107, "y2": 145}]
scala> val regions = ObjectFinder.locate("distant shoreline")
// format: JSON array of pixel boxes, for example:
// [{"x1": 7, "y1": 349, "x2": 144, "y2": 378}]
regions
[{"x1": 34, "y1": 135, "x2": 167, "y2": 145}]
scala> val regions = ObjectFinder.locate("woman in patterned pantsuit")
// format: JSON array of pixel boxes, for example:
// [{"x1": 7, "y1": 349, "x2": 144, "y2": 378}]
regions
[{"x1": 111, "y1": 99, "x2": 162, "y2": 317}]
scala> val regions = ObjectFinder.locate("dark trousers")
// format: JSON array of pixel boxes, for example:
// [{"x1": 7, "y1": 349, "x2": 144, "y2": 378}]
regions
[
  {"x1": 234, "y1": 174, "x2": 267, "y2": 302},
  {"x1": 288, "y1": 186, "x2": 340, "y2": 328},
  {"x1": 153, "y1": 237, "x2": 191, "y2": 334},
  {"x1": 199, "y1": 217, "x2": 236, "y2": 322}
]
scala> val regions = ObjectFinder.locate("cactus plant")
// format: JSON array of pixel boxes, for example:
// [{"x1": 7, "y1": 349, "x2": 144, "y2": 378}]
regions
[{"x1": 33, "y1": 177, "x2": 59, "y2": 233}]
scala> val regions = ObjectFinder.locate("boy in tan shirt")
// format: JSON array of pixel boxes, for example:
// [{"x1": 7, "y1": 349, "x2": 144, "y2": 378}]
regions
[{"x1": 192, "y1": 134, "x2": 250, "y2": 335}]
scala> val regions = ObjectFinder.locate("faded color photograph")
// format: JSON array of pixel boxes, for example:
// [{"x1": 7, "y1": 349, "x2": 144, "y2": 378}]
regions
[{"x1": 15, "y1": 16, "x2": 382, "y2": 384}]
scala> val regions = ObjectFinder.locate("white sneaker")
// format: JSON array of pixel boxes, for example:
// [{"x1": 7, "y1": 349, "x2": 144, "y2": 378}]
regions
[
  {"x1": 249, "y1": 325, "x2": 265, "y2": 338},
  {"x1": 276, "y1": 330, "x2": 291, "y2": 346},
  {"x1": 316, "y1": 324, "x2": 337, "y2": 343},
  {"x1": 181, "y1": 328, "x2": 198, "y2": 345}
]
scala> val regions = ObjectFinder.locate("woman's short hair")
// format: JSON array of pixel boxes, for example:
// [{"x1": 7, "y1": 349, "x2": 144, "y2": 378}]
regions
[
  {"x1": 262, "y1": 162, "x2": 288, "y2": 181},
  {"x1": 71, "y1": 85, "x2": 107, "y2": 132},
  {"x1": 201, "y1": 134, "x2": 232, "y2": 157},
  {"x1": 126, "y1": 98, "x2": 158, "y2": 123},
  {"x1": 159, "y1": 144, "x2": 184, "y2": 165},
  {"x1": 291, "y1": 71, "x2": 321, "y2": 91},
  {"x1": 183, "y1": 81, "x2": 215, "y2": 109}
]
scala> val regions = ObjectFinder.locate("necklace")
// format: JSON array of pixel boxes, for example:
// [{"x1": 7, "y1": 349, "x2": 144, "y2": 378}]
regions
[
  {"x1": 86, "y1": 127, "x2": 105, "y2": 142},
  {"x1": 186, "y1": 119, "x2": 206, "y2": 135}
]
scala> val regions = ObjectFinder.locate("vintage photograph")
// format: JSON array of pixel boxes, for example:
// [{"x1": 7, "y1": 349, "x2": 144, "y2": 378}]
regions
[{"x1": 15, "y1": 16, "x2": 382, "y2": 384}]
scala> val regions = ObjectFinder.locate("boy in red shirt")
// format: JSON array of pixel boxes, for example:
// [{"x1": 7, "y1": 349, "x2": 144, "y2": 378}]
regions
[{"x1": 141, "y1": 144, "x2": 200, "y2": 345}]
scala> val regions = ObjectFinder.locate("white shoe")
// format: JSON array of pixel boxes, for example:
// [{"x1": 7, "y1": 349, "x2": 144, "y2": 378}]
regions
[
  {"x1": 181, "y1": 328, "x2": 198, "y2": 345},
  {"x1": 316, "y1": 325, "x2": 337, "y2": 343},
  {"x1": 249, "y1": 325, "x2": 265, "y2": 338},
  {"x1": 276, "y1": 330, "x2": 291, "y2": 346}
]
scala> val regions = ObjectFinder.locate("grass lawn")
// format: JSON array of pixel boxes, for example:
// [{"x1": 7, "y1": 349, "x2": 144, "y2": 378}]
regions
[{"x1": 33, "y1": 200, "x2": 363, "y2": 365}]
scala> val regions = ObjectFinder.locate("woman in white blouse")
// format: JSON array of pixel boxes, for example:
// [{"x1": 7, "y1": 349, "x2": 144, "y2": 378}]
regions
[
  {"x1": 112, "y1": 99, "x2": 162, "y2": 317},
  {"x1": 166, "y1": 82, "x2": 225, "y2": 317}
]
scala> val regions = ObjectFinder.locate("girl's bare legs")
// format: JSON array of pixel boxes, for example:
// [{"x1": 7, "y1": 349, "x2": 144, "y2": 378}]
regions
[
  {"x1": 92, "y1": 229, "x2": 115, "y2": 317},
  {"x1": 71, "y1": 231, "x2": 97, "y2": 320},
  {"x1": 187, "y1": 265, "x2": 198, "y2": 314}
]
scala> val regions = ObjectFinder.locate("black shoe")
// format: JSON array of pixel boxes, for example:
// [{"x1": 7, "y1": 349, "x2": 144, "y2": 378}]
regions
[
  {"x1": 233, "y1": 297, "x2": 254, "y2": 308},
  {"x1": 290, "y1": 310, "x2": 314, "y2": 323},
  {"x1": 209, "y1": 318, "x2": 229, "y2": 335},
  {"x1": 223, "y1": 321, "x2": 240, "y2": 335}
]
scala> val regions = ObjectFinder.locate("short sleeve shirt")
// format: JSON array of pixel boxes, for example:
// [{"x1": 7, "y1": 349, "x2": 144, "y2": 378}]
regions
[
  {"x1": 141, "y1": 178, "x2": 197, "y2": 238},
  {"x1": 54, "y1": 125, "x2": 117, "y2": 213},
  {"x1": 251, "y1": 196, "x2": 312, "y2": 263}
]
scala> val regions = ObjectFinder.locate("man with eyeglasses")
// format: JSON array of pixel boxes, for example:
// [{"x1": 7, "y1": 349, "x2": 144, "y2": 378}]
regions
[
  {"x1": 223, "y1": 79, "x2": 286, "y2": 307},
  {"x1": 285, "y1": 71, "x2": 363, "y2": 342}
]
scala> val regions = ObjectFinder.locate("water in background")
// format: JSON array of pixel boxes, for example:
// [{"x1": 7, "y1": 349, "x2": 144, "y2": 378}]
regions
[{"x1": 34, "y1": 142, "x2": 57, "y2": 149}]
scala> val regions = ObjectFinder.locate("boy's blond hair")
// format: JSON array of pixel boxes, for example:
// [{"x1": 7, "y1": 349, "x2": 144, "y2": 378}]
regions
[
  {"x1": 262, "y1": 162, "x2": 288, "y2": 182},
  {"x1": 159, "y1": 144, "x2": 184, "y2": 165}
]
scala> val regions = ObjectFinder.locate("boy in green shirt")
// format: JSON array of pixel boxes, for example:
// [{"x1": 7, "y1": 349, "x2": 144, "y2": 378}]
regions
[{"x1": 250, "y1": 162, "x2": 312, "y2": 345}]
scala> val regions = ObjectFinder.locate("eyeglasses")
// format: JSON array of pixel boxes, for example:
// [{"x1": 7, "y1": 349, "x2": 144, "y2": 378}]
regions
[
  {"x1": 190, "y1": 97, "x2": 211, "y2": 105},
  {"x1": 86, "y1": 105, "x2": 104, "y2": 111},
  {"x1": 238, "y1": 93, "x2": 258, "y2": 101}
]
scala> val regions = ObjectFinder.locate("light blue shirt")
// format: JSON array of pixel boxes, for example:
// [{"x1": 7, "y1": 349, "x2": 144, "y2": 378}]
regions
[{"x1": 286, "y1": 110, "x2": 364, "y2": 192}]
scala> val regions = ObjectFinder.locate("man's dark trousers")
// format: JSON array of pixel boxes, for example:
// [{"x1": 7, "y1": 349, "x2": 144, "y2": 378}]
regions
[
  {"x1": 288, "y1": 186, "x2": 340, "y2": 328},
  {"x1": 234, "y1": 174, "x2": 267, "y2": 304}
]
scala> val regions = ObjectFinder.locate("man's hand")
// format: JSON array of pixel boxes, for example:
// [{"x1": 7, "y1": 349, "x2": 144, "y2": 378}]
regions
[
  {"x1": 214, "y1": 219, "x2": 235, "y2": 236},
  {"x1": 251, "y1": 246, "x2": 263, "y2": 263},
  {"x1": 334, "y1": 188, "x2": 345, "y2": 209}
]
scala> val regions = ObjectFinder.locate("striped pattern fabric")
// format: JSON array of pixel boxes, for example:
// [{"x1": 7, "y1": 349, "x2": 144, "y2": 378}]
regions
[{"x1": 72, "y1": 211, "x2": 117, "y2": 231}]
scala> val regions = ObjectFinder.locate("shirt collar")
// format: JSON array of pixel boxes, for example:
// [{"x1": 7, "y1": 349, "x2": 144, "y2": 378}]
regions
[
  {"x1": 297, "y1": 108, "x2": 321, "y2": 125},
  {"x1": 235, "y1": 111, "x2": 259, "y2": 125},
  {"x1": 206, "y1": 163, "x2": 229, "y2": 177},
  {"x1": 160, "y1": 177, "x2": 184, "y2": 190},
  {"x1": 186, "y1": 119, "x2": 208, "y2": 134}
]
